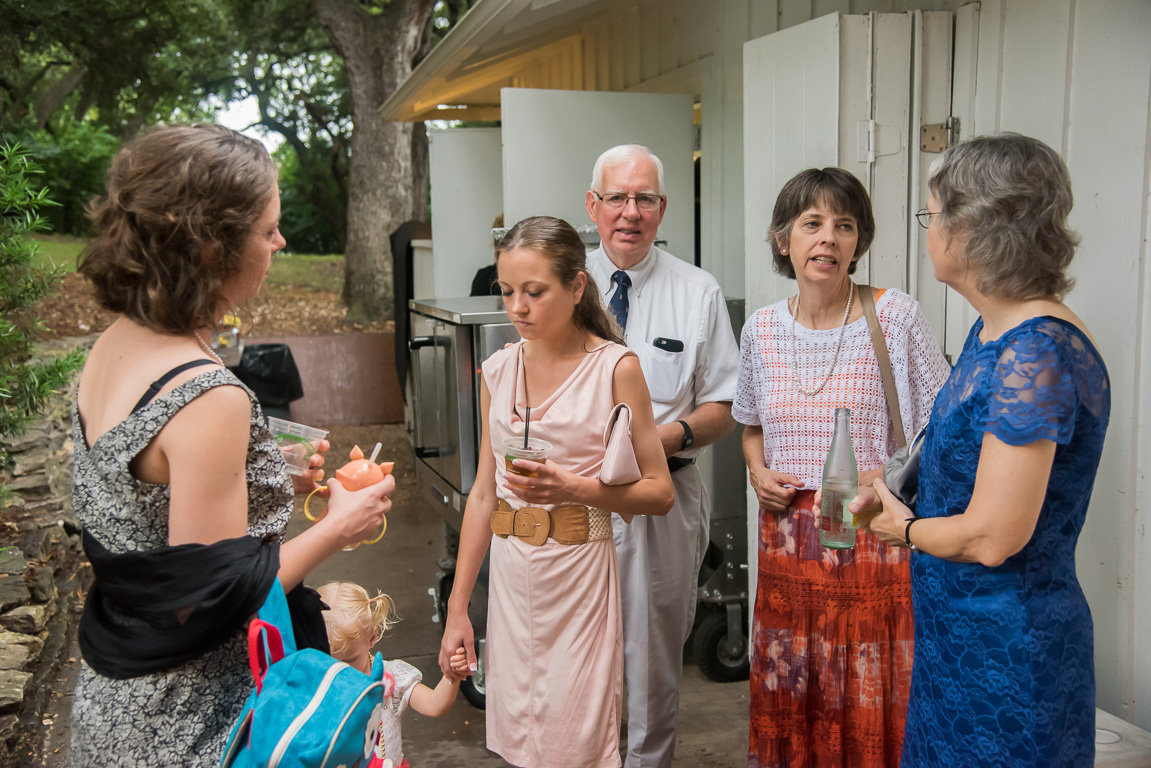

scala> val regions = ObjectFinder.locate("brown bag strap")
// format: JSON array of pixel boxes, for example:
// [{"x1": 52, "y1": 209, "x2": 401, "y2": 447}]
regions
[{"x1": 859, "y1": 284, "x2": 907, "y2": 449}]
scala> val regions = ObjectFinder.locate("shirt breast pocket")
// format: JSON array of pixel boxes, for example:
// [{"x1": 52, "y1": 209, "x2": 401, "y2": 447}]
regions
[{"x1": 639, "y1": 343, "x2": 691, "y2": 404}]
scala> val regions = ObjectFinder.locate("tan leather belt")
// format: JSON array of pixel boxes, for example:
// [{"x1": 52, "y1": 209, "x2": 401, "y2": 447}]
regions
[{"x1": 491, "y1": 498, "x2": 612, "y2": 546}]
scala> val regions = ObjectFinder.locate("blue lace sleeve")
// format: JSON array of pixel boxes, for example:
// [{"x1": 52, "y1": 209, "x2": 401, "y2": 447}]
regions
[{"x1": 982, "y1": 324, "x2": 1078, "y2": 447}]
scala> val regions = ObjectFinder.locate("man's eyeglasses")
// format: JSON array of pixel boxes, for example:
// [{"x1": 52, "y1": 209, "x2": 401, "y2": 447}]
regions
[
  {"x1": 593, "y1": 191, "x2": 665, "y2": 212},
  {"x1": 915, "y1": 209, "x2": 941, "y2": 229}
]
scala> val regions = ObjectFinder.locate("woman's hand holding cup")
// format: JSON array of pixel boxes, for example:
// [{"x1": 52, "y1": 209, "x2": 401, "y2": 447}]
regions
[
  {"x1": 291, "y1": 438, "x2": 330, "y2": 495},
  {"x1": 504, "y1": 459, "x2": 583, "y2": 505}
]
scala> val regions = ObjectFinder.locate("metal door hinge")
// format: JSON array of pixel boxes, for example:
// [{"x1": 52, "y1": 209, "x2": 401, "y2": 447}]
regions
[
  {"x1": 920, "y1": 117, "x2": 960, "y2": 153},
  {"x1": 857, "y1": 120, "x2": 903, "y2": 164}
]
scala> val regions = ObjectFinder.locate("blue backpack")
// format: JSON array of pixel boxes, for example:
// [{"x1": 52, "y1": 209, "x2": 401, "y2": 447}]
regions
[{"x1": 219, "y1": 580, "x2": 394, "y2": 768}]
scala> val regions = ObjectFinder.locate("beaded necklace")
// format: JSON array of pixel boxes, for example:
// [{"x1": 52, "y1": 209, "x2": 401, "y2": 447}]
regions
[{"x1": 789, "y1": 282, "x2": 854, "y2": 397}]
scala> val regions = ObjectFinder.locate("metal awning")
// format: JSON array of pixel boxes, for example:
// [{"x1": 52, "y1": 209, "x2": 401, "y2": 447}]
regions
[{"x1": 380, "y1": 0, "x2": 611, "y2": 122}]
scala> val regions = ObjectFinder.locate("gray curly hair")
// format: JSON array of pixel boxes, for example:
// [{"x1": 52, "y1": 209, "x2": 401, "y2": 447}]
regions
[{"x1": 928, "y1": 132, "x2": 1079, "y2": 300}]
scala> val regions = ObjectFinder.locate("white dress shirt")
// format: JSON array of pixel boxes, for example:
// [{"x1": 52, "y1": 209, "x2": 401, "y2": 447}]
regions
[{"x1": 586, "y1": 245, "x2": 740, "y2": 456}]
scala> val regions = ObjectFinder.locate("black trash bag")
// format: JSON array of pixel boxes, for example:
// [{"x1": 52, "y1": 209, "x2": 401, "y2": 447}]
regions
[{"x1": 232, "y1": 343, "x2": 304, "y2": 409}]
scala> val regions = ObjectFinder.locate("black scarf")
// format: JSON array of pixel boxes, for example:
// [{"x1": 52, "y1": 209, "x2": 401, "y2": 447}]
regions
[{"x1": 78, "y1": 530, "x2": 281, "y2": 679}]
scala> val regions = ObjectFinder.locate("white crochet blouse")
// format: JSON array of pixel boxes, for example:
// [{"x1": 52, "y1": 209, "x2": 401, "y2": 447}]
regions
[{"x1": 732, "y1": 288, "x2": 951, "y2": 487}]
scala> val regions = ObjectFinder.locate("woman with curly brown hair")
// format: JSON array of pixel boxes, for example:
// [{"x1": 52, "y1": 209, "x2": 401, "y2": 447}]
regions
[{"x1": 70, "y1": 124, "x2": 393, "y2": 766}]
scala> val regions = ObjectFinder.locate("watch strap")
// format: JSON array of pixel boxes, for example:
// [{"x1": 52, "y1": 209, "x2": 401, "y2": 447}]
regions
[{"x1": 676, "y1": 419, "x2": 694, "y2": 450}]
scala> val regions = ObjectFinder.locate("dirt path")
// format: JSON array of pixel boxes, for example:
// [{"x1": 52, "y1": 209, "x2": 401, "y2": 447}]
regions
[{"x1": 33, "y1": 272, "x2": 387, "y2": 341}]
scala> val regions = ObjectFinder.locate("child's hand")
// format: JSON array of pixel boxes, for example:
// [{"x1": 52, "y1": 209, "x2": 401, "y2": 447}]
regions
[{"x1": 449, "y1": 646, "x2": 470, "y2": 677}]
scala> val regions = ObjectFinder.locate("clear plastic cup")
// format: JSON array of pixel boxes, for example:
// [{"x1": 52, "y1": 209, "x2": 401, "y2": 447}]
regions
[
  {"x1": 502, "y1": 437, "x2": 552, "y2": 478},
  {"x1": 267, "y1": 417, "x2": 329, "y2": 476}
]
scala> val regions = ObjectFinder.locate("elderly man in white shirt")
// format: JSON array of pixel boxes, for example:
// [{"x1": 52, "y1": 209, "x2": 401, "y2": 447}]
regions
[{"x1": 584, "y1": 144, "x2": 740, "y2": 768}]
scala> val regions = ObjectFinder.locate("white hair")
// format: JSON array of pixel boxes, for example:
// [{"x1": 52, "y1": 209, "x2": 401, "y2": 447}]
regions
[{"x1": 590, "y1": 144, "x2": 666, "y2": 195}]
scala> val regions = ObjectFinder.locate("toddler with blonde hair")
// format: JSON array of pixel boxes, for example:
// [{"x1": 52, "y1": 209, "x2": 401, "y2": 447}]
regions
[{"x1": 318, "y1": 581, "x2": 467, "y2": 768}]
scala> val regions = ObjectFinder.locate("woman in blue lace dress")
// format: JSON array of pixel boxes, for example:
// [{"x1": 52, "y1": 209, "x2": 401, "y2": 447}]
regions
[{"x1": 842, "y1": 133, "x2": 1110, "y2": 767}]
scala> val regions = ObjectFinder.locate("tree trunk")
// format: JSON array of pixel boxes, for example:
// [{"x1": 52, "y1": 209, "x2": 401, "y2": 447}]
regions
[
  {"x1": 32, "y1": 63, "x2": 88, "y2": 132},
  {"x1": 312, "y1": 0, "x2": 434, "y2": 324},
  {"x1": 411, "y1": 122, "x2": 429, "y2": 223}
]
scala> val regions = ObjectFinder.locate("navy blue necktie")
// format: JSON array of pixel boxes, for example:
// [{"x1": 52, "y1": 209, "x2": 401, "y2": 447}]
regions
[{"x1": 609, "y1": 270, "x2": 631, "y2": 331}]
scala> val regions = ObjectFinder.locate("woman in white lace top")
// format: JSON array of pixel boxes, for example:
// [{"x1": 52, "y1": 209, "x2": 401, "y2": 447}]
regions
[{"x1": 733, "y1": 167, "x2": 950, "y2": 768}]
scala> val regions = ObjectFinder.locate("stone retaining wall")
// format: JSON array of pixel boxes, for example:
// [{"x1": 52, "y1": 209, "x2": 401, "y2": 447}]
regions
[{"x1": 0, "y1": 339, "x2": 91, "y2": 764}]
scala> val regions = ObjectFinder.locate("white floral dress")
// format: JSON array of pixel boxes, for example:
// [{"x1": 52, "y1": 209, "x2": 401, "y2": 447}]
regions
[
  {"x1": 70, "y1": 369, "x2": 293, "y2": 767},
  {"x1": 368, "y1": 658, "x2": 422, "y2": 768}
]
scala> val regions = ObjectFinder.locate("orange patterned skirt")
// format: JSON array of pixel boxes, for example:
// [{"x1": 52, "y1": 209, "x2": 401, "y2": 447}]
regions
[{"x1": 749, "y1": 491, "x2": 913, "y2": 768}]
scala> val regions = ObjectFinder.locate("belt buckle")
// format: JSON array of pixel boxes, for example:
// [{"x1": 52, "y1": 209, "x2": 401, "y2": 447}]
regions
[{"x1": 513, "y1": 506, "x2": 550, "y2": 546}]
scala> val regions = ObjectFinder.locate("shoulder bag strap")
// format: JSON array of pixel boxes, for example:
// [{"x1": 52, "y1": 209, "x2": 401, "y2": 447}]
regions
[{"x1": 859, "y1": 284, "x2": 907, "y2": 449}]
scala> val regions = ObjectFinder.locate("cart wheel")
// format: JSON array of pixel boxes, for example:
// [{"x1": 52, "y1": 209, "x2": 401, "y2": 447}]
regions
[
  {"x1": 693, "y1": 610, "x2": 749, "y2": 683},
  {"x1": 460, "y1": 637, "x2": 487, "y2": 709},
  {"x1": 436, "y1": 573, "x2": 453, "y2": 622}
]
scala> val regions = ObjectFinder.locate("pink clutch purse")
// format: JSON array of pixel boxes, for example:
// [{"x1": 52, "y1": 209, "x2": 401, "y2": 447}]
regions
[{"x1": 601, "y1": 403, "x2": 642, "y2": 486}]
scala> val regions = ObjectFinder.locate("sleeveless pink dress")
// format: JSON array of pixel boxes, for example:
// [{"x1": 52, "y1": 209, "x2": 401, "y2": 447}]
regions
[{"x1": 482, "y1": 340, "x2": 634, "y2": 768}]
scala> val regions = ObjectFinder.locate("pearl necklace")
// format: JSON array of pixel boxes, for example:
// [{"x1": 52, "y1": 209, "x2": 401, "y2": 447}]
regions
[
  {"x1": 789, "y1": 282, "x2": 854, "y2": 397},
  {"x1": 194, "y1": 330, "x2": 224, "y2": 366}
]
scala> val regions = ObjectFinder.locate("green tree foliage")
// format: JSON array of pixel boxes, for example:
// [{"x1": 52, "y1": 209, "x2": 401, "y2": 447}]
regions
[
  {"x1": 224, "y1": 0, "x2": 353, "y2": 255},
  {"x1": 6, "y1": 120, "x2": 119, "y2": 235},
  {"x1": 276, "y1": 141, "x2": 346, "y2": 254},
  {"x1": 0, "y1": 144, "x2": 84, "y2": 475},
  {"x1": 0, "y1": 0, "x2": 239, "y2": 236},
  {"x1": 1, "y1": 0, "x2": 477, "y2": 302},
  {"x1": 0, "y1": 0, "x2": 234, "y2": 140}
]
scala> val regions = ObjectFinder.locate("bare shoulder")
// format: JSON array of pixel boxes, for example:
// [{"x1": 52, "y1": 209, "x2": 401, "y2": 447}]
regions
[
  {"x1": 162, "y1": 383, "x2": 252, "y2": 443},
  {"x1": 179, "y1": 381, "x2": 250, "y2": 417},
  {"x1": 1047, "y1": 302, "x2": 1096, "y2": 346},
  {"x1": 1012, "y1": 299, "x2": 1097, "y2": 348},
  {"x1": 612, "y1": 349, "x2": 643, "y2": 379}
]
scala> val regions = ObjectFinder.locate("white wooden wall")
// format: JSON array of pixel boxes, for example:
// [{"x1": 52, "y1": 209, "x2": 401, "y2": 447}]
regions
[
  {"x1": 427, "y1": 127, "x2": 504, "y2": 298},
  {"x1": 953, "y1": 0, "x2": 1151, "y2": 729}
]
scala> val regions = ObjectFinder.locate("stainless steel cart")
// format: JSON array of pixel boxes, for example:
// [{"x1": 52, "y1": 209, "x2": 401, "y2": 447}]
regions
[{"x1": 408, "y1": 296, "x2": 516, "y2": 708}]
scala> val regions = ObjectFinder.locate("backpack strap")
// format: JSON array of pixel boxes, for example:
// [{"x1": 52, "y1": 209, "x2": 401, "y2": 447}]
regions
[
  {"x1": 131, "y1": 359, "x2": 219, "y2": 414},
  {"x1": 859, "y1": 285, "x2": 907, "y2": 449},
  {"x1": 257, "y1": 578, "x2": 297, "y2": 655},
  {"x1": 248, "y1": 619, "x2": 285, "y2": 694},
  {"x1": 246, "y1": 578, "x2": 296, "y2": 694}
]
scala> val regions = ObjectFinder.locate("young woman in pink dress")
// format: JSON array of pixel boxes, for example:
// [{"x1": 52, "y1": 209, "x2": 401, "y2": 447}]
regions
[{"x1": 438, "y1": 216, "x2": 674, "y2": 768}]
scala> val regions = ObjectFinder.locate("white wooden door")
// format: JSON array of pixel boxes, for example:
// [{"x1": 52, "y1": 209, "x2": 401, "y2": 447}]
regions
[
  {"x1": 744, "y1": 11, "x2": 953, "y2": 329},
  {"x1": 742, "y1": 9, "x2": 953, "y2": 616},
  {"x1": 500, "y1": 87, "x2": 695, "y2": 261}
]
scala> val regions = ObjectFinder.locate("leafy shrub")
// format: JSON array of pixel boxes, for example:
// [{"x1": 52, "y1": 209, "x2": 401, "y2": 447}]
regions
[
  {"x1": 0, "y1": 144, "x2": 85, "y2": 479},
  {"x1": 7, "y1": 121, "x2": 121, "y2": 236}
]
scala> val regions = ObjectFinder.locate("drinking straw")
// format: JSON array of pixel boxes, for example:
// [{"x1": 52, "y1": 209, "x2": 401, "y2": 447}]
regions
[
  {"x1": 524, "y1": 406, "x2": 531, "y2": 449},
  {"x1": 368, "y1": 442, "x2": 382, "y2": 464}
]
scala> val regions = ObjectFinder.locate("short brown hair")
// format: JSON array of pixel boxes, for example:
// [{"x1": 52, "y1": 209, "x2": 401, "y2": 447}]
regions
[
  {"x1": 79, "y1": 124, "x2": 278, "y2": 334},
  {"x1": 929, "y1": 133, "x2": 1078, "y2": 300},
  {"x1": 497, "y1": 216, "x2": 624, "y2": 346},
  {"x1": 767, "y1": 168, "x2": 875, "y2": 279}
]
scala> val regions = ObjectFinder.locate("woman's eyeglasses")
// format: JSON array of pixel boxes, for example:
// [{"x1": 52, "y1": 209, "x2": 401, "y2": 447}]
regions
[
  {"x1": 593, "y1": 191, "x2": 665, "y2": 212},
  {"x1": 915, "y1": 209, "x2": 941, "y2": 229}
]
